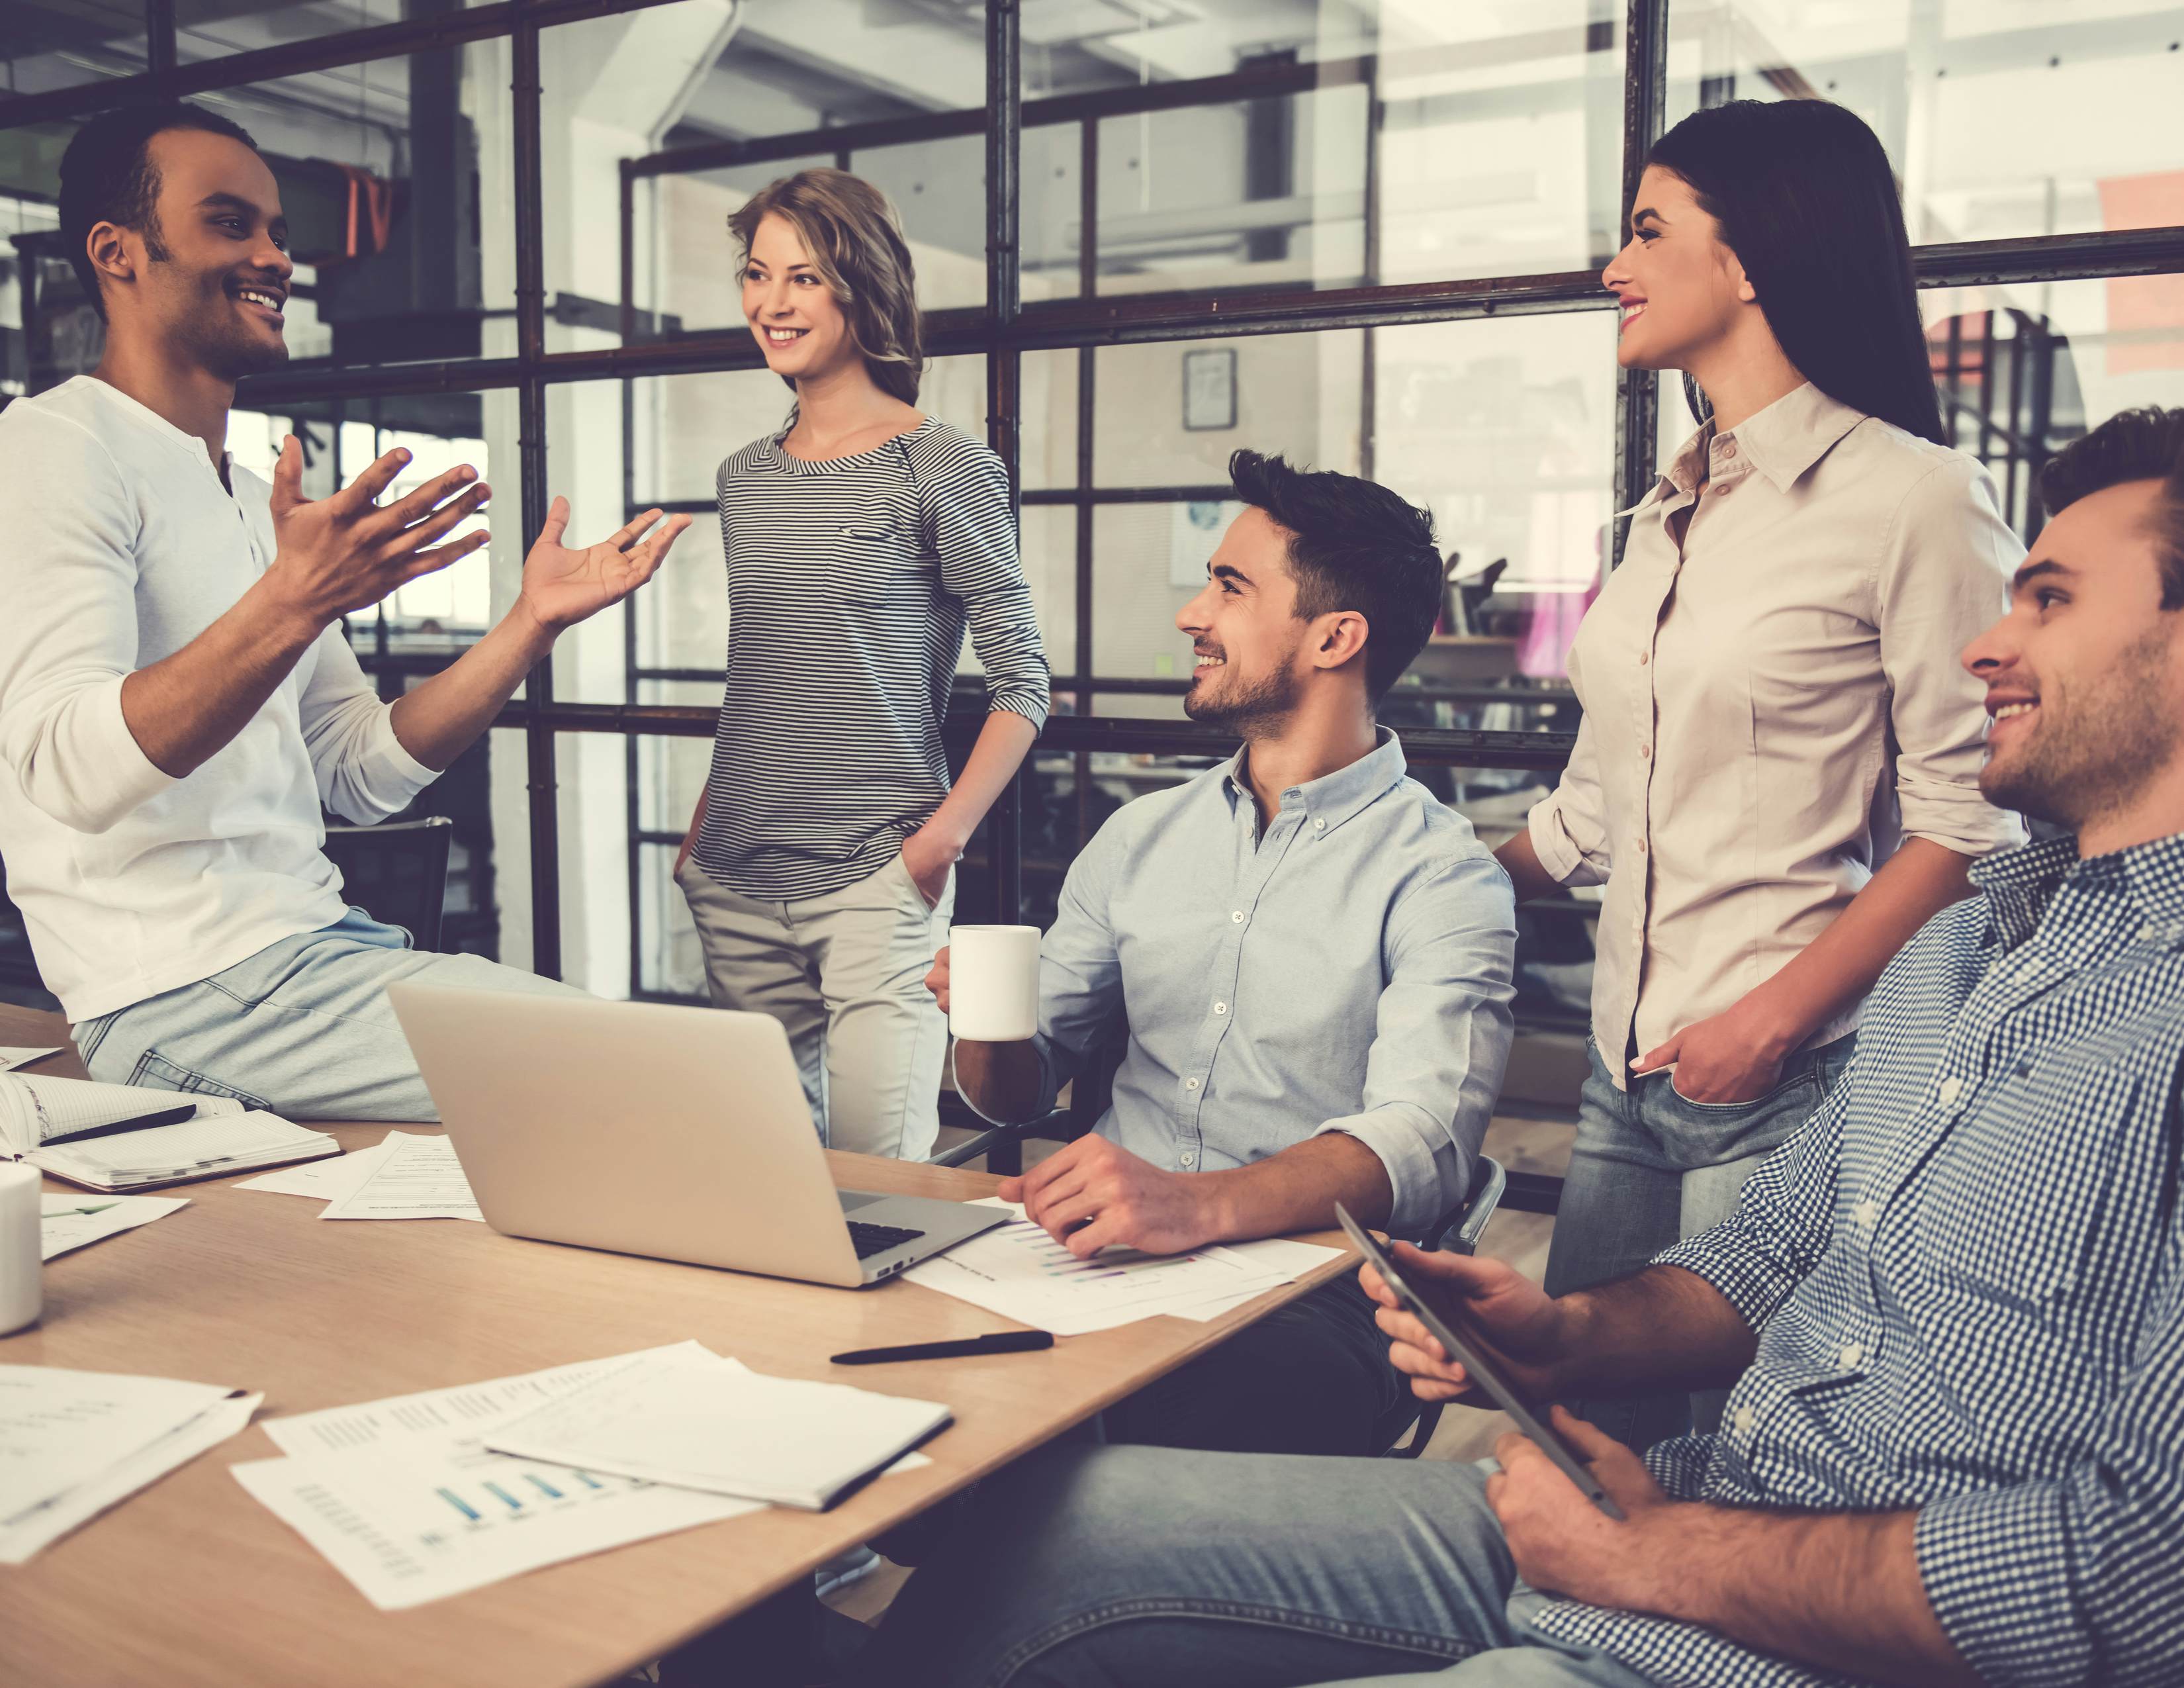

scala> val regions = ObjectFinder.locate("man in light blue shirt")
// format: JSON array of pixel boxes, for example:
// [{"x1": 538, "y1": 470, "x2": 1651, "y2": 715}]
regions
[{"x1": 936, "y1": 449, "x2": 1516, "y2": 1455}]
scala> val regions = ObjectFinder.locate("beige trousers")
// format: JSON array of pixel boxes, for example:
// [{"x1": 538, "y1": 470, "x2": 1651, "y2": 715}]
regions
[{"x1": 676, "y1": 851, "x2": 953, "y2": 1161}]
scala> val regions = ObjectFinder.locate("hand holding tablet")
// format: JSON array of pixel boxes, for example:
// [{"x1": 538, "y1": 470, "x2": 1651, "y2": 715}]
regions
[{"x1": 1336, "y1": 1203, "x2": 1623, "y2": 1519}]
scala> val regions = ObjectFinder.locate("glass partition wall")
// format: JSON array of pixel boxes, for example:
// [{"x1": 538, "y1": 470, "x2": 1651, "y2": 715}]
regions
[{"x1": 5, "y1": 1, "x2": 2183, "y2": 1205}]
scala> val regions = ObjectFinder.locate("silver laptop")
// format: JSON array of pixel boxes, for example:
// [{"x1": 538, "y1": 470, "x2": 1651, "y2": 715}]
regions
[{"x1": 385, "y1": 984, "x2": 1007, "y2": 1288}]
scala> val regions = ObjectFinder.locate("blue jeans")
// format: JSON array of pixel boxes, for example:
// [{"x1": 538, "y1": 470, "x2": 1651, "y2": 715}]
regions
[
  {"x1": 1541, "y1": 1034, "x2": 1856, "y2": 1451},
  {"x1": 850, "y1": 1445, "x2": 1653, "y2": 1687},
  {"x1": 75, "y1": 910, "x2": 585, "y2": 1121}
]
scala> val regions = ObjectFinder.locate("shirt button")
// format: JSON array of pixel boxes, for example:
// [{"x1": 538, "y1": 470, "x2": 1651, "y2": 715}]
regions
[
  {"x1": 1854, "y1": 1199, "x2": 1880, "y2": 1232},
  {"x1": 1180, "y1": 1152, "x2": 1195, "y2": 1168},
  {"x1": 1313, "y1": 818, "x2": 1326, "y2": 831},
  {"x1": 1720, "y1": 438, "x2": 1739, "y2": 459},
  {"x1": 1711, "y1": 483, "x2": 1732, "y2": 496},
  {"x1": 2141, "y1": 923, "x2": 2161, "y2": 942},
  {"x1": 1231, "y1": 910, "x2": 1245, "y2": 923},
  {"x1": 1937, "y1": 1076, "x2": 1963, "y2": 1106},
  {"x1": 1636, "y1": 839, "x2": 1647, "y2": 854},
  {"x1": 1638, "y1": 651, "x2": 1649, "y2": 666},
  {"x1": 1732, "y1": 1406, "x2": 1756, "y2": 1436},
  {"x1": 1213, "y1": 1002, "x2": 1228, "y2": 1016},
  {"x1": 1639, "y1": 743, "x2": 1651, "y2": 759},
  {"x1": 1838, "y1": 1343, "x2": 1864, "y2": 1368},
  {"x1": 1185, "y1": 1077, "x2": 1201, "y2": 1091}
]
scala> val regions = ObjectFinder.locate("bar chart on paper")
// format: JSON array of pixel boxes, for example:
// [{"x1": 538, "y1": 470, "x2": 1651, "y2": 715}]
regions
[{"x1": 903, "y1": 1201, "x2": 1328, "y2": 1335}]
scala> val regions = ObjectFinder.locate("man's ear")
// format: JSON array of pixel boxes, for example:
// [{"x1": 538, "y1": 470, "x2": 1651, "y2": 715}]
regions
[
  {"x1": 85, "y1": 220, "x2": 135, "y2": 301},
  {"x1": 1310, "y1": 608, "x2": 1371, "y2": 675}
]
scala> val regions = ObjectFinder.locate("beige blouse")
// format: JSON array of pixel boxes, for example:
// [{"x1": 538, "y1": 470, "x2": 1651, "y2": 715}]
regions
[{"x1": 1529, "y1": 382, "x2": 2026, "y2": 1089}]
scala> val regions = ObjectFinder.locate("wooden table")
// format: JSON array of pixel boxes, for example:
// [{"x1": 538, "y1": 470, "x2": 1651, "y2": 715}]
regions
[{"x1": 0, "y1": 1006, "x2": 1353, "y2": 1688}]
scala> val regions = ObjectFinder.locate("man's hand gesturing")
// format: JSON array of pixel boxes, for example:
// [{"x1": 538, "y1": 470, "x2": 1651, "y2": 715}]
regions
[
  {"x1": 263, "y1": 437, "x2": 490, "y2": 633},
  {"x1": 517, "y1": 499, "x2": 692, "y2": 633}
]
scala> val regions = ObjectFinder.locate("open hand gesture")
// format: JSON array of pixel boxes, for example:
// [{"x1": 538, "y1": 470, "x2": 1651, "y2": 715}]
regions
[
  {"x1": 265, "y1": 438, "x2": 491, "y2": 629},
  {"x1": 518, "y1": 500, "x2": 692, "y2": 632}
]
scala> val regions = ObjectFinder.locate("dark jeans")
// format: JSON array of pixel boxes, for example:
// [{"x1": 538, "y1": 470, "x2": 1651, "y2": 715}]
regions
[
  {"x1": 1541, "y1": 1033, "x2": 1856, "y2": 1452},
  {"x1": 1100, "y1": 1272, "x2": 1408, "y2": 1456}
]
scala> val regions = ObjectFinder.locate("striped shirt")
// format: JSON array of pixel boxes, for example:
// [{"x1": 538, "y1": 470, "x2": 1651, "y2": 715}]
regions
[
  {"x1": 692, "y1": 416, "x2": 1049, "y2": 900},
  {"x1": 1529, "y1": 830, "x2": 2184, "y2": 1685}
]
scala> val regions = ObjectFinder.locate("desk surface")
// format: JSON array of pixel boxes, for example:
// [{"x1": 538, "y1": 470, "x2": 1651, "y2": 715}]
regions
[{"x1": 0, "y1": 1004, "x2": 1353, "y2": 1688}]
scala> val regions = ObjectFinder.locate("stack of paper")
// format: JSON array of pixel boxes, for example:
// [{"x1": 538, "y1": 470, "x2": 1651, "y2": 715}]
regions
[
  {"x1": 903, "y1": 1200, "x2": 1343, "y2": 1335},
  {"x1": 234, "y1": 1343, "x2": 938, "y2": 1609},
  {"x1": 0, "y1": 1364, "x2": 260, "y2": 1562},
  {"x1": 238, "y1": 1131, "x2": 481, "y2": 1221},
  {"x1": 40, "y1": 1194, "x2": 189, "y2": 1260},
  {"x1": 486, "y1": 1342, "x2": 949, "y2": 1511}
]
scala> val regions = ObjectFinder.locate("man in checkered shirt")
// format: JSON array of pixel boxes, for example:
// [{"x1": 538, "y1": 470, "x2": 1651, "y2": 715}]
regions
[{"x1": 844, "y1": 408, "x2": 2184, "y2": 1688}]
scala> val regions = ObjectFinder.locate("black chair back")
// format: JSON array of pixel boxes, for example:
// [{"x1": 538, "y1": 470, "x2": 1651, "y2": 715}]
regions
[{"x1": 322, "y1": 817, "x2": 454, "y2": 951}]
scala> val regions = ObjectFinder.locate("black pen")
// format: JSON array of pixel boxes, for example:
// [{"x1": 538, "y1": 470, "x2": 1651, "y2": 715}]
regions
[{"x1": 831, "y1": 1330, "x2": 1054, "y2": 1366}]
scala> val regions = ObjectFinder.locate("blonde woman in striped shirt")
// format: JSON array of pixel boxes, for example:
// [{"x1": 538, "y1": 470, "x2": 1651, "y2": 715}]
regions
[{"x1": 674, "y1": 169, "x2": 1048, "y2": 1161}]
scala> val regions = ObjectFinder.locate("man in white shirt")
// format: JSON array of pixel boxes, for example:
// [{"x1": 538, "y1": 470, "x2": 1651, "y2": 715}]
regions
[{"x1": 0, "y1": 101, "x2": 690, "y2": 1118}]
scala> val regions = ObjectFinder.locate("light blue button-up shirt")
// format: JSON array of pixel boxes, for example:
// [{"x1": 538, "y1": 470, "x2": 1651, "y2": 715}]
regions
[{"x1": 1000, "y1": 729, "x2": 1516, "y2": 1237}]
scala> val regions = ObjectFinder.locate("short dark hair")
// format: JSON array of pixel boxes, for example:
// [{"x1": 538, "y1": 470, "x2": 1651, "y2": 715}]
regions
[
  {"x1": 58, "y1": 101, "x2": 261, "y2": 320},
  {"x1": 1227, "y1": 449, "x2": 1443, "y2": 704},
  {"x1": 2039, "y1": 408, "x2": 2184, "y2": 611}
]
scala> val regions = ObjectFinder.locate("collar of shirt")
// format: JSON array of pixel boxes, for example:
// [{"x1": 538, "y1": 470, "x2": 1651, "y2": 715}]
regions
[
  {"x1": 1646, "y1": 381, "x2": 1867, "y2": 509},
  {"x1": 1218, "y1": 726, "x2": 1409, "y2": 839},
  {"x1": 1971, "y1": 830, "x2": 2184, "y2": 949},
  {"x1": 64, "y1": 375, "x2": 233, "y2": 481}
]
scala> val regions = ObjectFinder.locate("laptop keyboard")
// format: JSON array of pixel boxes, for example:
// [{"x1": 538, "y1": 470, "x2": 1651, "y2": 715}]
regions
[{"x1": 848, "y1": 1220, "x2": 927, "y2": 1260}]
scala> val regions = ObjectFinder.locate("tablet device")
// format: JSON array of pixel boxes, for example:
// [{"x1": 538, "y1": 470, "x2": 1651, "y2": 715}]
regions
[{"x1": 1336, "y1": 1203, "x2": 1622, "y2": 1519}]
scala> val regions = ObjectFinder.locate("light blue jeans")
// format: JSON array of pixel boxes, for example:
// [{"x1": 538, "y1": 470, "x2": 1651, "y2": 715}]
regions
[
  {"x1": 1541, "y1": 1034, "x2": 1857, "y2": 1451},
  {"x1": 850, "y1": 1445, "x2": 1653, "y2": 1687},
  {"x1": 75, "y1": 910, "x2": 585, "y2": 1121}
]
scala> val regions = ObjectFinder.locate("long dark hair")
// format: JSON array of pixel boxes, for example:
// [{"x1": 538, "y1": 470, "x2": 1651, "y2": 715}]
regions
[{"x1": 1649, "y1": 100, "x2": 1944, "y2": 445}]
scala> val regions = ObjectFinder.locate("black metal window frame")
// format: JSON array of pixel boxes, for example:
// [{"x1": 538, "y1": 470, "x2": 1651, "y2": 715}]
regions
[{"x1": 10, "y1": 0, "x2": 2184, "y2": 1099}]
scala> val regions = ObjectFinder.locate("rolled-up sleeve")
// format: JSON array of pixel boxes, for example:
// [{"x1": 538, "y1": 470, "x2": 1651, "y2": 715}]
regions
[
  {"x1": 927, "y1": 436, "x2": 1050, "y2": 731},
  {"x1": 1526, "y1": 705, "x2": 1612, "y2": 888},
  {"x1": 296, "y1": 627, "x2": 437, "y2": 823},
  {"x1": 1315, "y1": 849, "x2": 1516, "y2": 1238},
  {"x1": 1651, "y1": 1072, "x2": 1846, "y2": 1327},
  {"x1": 1876, "y1": 456, "x2": 2026, "y2": 858},
  {"x1": 0, "y1": 415, "x2": 176, "y2": 833},
  {"x1": 1915, "y1": 1238, "x2": 2184, "y2": 1685}
]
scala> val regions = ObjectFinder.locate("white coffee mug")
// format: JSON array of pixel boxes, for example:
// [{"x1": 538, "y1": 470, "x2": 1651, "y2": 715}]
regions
[
  {"x1": 0, "y1": 1160, "x2": 42, "y2": 1336},
  {"x1": 948, "y1": 924, "x2": 1042, "y2": 1042}
]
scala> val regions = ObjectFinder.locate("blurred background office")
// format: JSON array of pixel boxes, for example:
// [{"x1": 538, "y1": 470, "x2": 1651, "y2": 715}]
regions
[{"x1": 3, "y1": 0, "x2": 2181, "y2": 1147}]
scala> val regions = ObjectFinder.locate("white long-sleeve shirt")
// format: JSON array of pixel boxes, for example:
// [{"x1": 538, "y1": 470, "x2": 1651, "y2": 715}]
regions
[
  {"x1": 1528, "y1": 382, "x2": 2026, "y2": 1087},
  {"x1": 0, "y1": 377, "x2": 437, "y2": 1021}
]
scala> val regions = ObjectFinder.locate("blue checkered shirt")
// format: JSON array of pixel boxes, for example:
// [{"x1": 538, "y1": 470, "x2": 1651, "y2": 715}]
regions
[{"x1": 1528, "y1": 831, "x2": 2184, "y2": 1685}]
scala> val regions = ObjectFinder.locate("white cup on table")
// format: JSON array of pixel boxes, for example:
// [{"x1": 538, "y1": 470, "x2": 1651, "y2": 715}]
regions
[
  {"x1": 0, "y1": 1160, "x2": 42, "y2": 1335},
  {"x1": 947, "y1": 925, "x2": 1042, "y2": 1042}
]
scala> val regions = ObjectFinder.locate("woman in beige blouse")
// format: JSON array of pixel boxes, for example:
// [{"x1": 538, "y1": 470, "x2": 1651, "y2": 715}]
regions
[{"x1": 1496, "y1": 100, "x2": 2025, "y2": 1449}]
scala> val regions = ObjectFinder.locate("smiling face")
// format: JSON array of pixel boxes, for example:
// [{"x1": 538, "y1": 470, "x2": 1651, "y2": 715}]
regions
[
  {"x1": 1601, "y1": 164, "x2": 1754, "y2": 373},
  {"x1": 741, "y1": 212, "x2": 860, "y2": 387},
  {"x1": 1962, "y1": 479, "x2": 2184, "y2": 843},
  {"x1": 1175, "y1": 506, "x2": 1316, "y2": 734},
  {"x1": 95, "y1": 127, "x2": 291, "y2": 379}
]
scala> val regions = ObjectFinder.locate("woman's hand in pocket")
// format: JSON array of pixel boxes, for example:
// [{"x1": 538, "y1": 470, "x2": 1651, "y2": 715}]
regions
[
  {"x1": 900, "y1": 825, "x2": 962, "y2": 910},
  {"x1": 1634, "y1": 998, "x2": 1797, "y2": 1105}
]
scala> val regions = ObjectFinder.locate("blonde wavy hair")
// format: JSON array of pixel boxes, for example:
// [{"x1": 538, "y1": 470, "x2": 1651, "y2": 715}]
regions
[{"x1": 729, "y1": 167, "x2": 923, "y2": 406}]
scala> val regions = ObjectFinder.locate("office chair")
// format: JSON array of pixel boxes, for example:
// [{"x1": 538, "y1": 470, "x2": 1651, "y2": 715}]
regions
[
  {"x1": 320, "y1": 816, "x2": 455, "y2": 951},
  {"x1": 1375, "y1": 1151, "x2": 1506, "y2": 1458}
]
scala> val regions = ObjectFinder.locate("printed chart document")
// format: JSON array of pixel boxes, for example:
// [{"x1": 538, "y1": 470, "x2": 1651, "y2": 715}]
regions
[
  {"x1": 236, "y1": 1131, "x2": 424, "y2": 1202},
  {"x1": 903, "y1": 1201, "x2": 1342, "y2": 1335},
  {"x1": 486, "y1": 1342, "x2": 950, "y2": 1511},
  {"x1": 317, "y1": 1134, "x2": 483, "y2": 1222},
  {"x1": 0, "y1": 1364, "x2": 259, "y2": 1563},
  {"x1": 232, "y1": 1344, "x2": 763, "y2": 1610},
  {"x1": 0, "y1": 1047, "x2": 62, "y2": 1073},
  {"x1": 39, "y1": 1194, "x2": 189, "y2": 1260}
]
